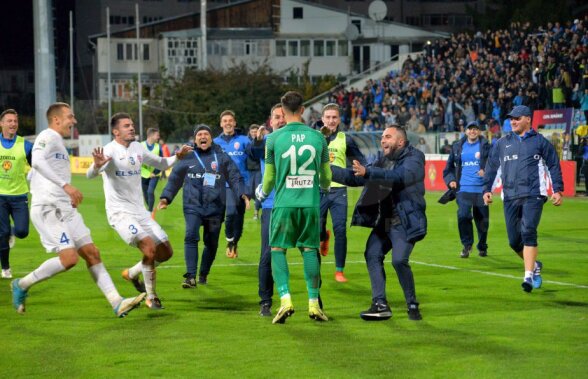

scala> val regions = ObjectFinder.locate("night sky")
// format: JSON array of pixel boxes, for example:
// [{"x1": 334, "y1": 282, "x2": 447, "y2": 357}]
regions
[{"x1": 0, "y1": 1, "x2": 75, "y2": 69}]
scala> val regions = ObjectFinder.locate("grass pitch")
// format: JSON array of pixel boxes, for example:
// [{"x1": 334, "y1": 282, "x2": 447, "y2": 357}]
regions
[{"x1": 1, "y1": 176, "x2": 586, "y2": 378}]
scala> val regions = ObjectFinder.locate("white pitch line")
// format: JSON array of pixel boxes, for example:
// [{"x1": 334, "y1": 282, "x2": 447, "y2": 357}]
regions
[{"x1": 148, "y1": 259, "x2": 588, "y2": 290}]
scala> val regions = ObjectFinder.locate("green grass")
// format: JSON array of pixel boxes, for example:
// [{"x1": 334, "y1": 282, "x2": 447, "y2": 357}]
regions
[{"x1": 1, "y1": 176, "x2": 587, "y2": 378}]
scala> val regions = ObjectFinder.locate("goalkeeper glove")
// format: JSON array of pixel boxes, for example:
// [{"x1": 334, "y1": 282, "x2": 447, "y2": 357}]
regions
[{"x1": 255, "y1": 184, "x2": 268, "y2": 202}]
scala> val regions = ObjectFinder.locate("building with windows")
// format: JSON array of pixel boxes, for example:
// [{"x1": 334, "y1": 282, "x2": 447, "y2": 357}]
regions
[{"x1": 90, "y1": 0, "x2": 447, "y2": 103}]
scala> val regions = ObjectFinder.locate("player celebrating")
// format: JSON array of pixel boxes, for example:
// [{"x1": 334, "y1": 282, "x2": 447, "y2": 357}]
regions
[
  {"x1": 87, "y1": 112, "x2": 191, "y2": 309},
  {"x1": 256, "y1": 91, "x2": 331, "y2": 324},
  {"x1": 11, "y1": 103, "x2": 145, "y2": 317}
]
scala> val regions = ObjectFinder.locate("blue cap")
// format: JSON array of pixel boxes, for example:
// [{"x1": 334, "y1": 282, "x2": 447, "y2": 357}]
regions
[
  {"x1": 507, "y1": 105, "x2": 532, "y2": 118},
  {"x1": 466, "y1": 121, "x2": 480, "y2": 129}
]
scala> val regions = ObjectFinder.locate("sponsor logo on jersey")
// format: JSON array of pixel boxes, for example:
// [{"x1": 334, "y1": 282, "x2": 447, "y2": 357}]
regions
[
  {"x1": 188, "y1": 172, "x2": 221, "y2": 180},
  {"x1": 55, "y1": 153, "x2": 68, "y2": 161},
  {"x1": 462, "y1": 161, "x2": 480, "y2": 167},
  {"x1": 286, "y1": 175, "x2": 314, "y2": 189},
  {"x1": 228, "y1": 151, "x2": 244, "y2": 156},
  {"x1": 2, "y1": 160, "x2": 12, "y2": 172},
  {"x1": 115, "y1": 169, "x2": 141, "y2": 177},
  {"x1": 504, "y1": 154, "x2": 518, "y2": 161}
]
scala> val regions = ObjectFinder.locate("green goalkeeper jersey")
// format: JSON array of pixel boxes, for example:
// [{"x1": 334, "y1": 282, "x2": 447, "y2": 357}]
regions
[{"x1": 265, "y1": 122, "x2": 329, "y2": 208}]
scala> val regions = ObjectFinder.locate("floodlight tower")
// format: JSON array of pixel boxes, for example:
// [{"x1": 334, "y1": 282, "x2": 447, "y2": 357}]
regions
[{"x1": 33, "y1": 0, "x2": 57, "y2": 133}]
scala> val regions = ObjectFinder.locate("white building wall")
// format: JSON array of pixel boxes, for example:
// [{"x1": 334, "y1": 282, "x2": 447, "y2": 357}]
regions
[{"x1": 280, "y1": 0, "x2": 349, "y2": 35}]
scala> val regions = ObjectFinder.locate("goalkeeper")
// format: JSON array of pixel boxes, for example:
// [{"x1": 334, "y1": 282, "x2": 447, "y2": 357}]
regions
[{"x1": 256, "y1": 90, "x2": 331, "y2": 324}]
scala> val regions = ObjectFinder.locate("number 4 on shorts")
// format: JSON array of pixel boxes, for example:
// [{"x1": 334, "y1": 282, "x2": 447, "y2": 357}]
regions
[{"x1": 60, "y1": 232, "x2": 70, "y2": 245}]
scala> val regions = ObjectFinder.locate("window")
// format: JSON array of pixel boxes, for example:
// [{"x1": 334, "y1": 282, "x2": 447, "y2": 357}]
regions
[
  {"x1": 126, "y1": 43, "x2": 134, "y2": 60},
  {"x1": 288, "y1": 40, "x2": 298, "y2": 56},
  {"x1": 351, "y1": 20, "x2": 362, "y2": 35},
  {"x1": 300, "y1": 40, "x2": 310, "y2": 56},
  {"x1": 117, "y1": 43, "x2": 124, "y2": 60},
  {"x1": 326, "y1": 40, "x2": 336, "y2": 56},
  {"x1": 245, "y1": 40, "x2": 257, "y2": 55},
  {"x1": 293, "y1": 7, "x2": 303, "y2": 19},
  {"x1": 276, "y1": 40, "x2": 286, "y2": 57},
  {"x1": 338, "y1": 40, "x2": 348, "y2": 56},
  {"x1": 313, "y1": 40, "x2": 324, "y2": 56},
  {"x1": 143, "y1": 44, "x2": 150, "y2": 60}
]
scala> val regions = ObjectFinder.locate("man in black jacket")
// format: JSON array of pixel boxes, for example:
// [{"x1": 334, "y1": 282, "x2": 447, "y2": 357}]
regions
[
  {"x1": 158, "y1": 125, "x2": 249, "y2": 288},
  {"x1": 331, "y1": 125, "x2": 426, "y2": 321},
  {"x1": 442, "y1": 121, "x2": 491, "y2": 258}
]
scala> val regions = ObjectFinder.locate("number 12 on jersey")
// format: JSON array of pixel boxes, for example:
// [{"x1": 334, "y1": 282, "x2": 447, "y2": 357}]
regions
[{"x1": 281, "y1": 144, "x2": 316, "y2": 189}]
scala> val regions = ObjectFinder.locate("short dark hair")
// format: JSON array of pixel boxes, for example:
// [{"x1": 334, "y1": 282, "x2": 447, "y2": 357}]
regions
[
  {"x1": 280, "y1": 91, "x2": 304, "y2": 114},
  {"x1": 321, "y1": 103, "x2": 340, "y2": 116},
  {"x1": 146, "y1": 127, "x2": 159, "y2": 137},
  {"x1": 220, "y1": 110, "x2": 236, "y2": 120},
  {"x1": 0, "y1": 109, "x2": 17, "y2": 121},
  {"x1": 387, "y1": 124, "x2": 407, "y2": 142},
  {"x1": 110, "y1": 112, "x2": 132, "y2": 129},
  {"x1": 46, "y1": 102, "x2": 70, "y2": 123}
]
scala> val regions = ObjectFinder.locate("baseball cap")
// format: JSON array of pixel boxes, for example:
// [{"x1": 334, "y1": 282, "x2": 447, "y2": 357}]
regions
[
  {"x1": 507, "y1": 105, "x2": 532, "y2": 118},
  {"x1": 466, "y1": 121, "x2": 480, "y2": 129}
]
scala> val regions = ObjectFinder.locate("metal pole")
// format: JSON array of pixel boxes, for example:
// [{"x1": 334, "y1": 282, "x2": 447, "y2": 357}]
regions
[
  {"x1": 136, "y1": 3, "x2": 143, "y2": 141},
  {"x1": 33, "y1": 0, "x2": 56, "y2": 133},
  {"x1": 107, "y1": 7, "x2": 112, "y2": 135},
  {"x1": 200, "y1": 0, "x2": 207, "y2": 69},
  {"x1": 69, "y1": 11, "x2": 74, "y2": 147}
]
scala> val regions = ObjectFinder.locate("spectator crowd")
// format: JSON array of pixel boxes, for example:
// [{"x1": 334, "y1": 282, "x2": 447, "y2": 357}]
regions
[{"x1": 319, "y1": 17, "x2": 588, "y2": 137}]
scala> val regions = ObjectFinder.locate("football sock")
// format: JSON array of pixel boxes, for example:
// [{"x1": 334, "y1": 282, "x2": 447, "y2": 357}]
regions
[
  {"x1": 142, "y1": 264, "x2": 156, "y2": 298},
  {"x1": 271, "y1": 249, "x2": 290, "y2": 297},
  {"x1": 336, "y1": 267, "x2": 344, "y2": 272},
  {"x1": 88, "y1": 263, "x2": 122, "y2": 308},
  {"x1": 302, "y1": 249, "x2": 320, "y2": 299},
  {"x1": 128, "y1": 260, "x2": 160, "y2": 279},
  {"x1": 19, "y1": 257, "x2": 66, "y2": 290},
  {"x1": 524, "y1": 270, "x2": 533, "y2": 279}
]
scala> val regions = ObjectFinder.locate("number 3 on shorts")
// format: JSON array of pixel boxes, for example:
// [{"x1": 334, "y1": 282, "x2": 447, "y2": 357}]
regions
[
  {"x1": 60, "y1": 232, "x2": 70, "y2": 244},
  {"x1": 129, "y1": 224, "x2": 138, "y2": 235}
]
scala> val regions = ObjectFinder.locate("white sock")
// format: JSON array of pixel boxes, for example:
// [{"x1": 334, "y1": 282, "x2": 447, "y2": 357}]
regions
[
  {"x1": 142, "y1": 263, "x2": 156, "y2": 298},
  {"x1": 128, "y1": 260, "x2": 161, "y2": 279},
  {"x1": 19, "y1": 257, "x2": 66, "y2": 290},
  {"x1": 89, "y1": 263, "x2": 122, "y2": 308},
  {"x1": 524, "y1": 270, "x2": 533, "y2": 279}
]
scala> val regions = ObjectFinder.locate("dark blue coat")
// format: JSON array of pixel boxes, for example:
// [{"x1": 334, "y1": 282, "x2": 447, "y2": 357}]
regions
[
  {"x1": 160, "y1": 145, "x2": 245, "y2": 217},
  {"x1": 332, "y1": 144, "x2": 427, "y2": 243},
  {"x1": 443, "y1": 135, "x2": 491, "y2": 189},
  {"x1": 483, "y1": 129, "x2": 564, "y2": 199}
]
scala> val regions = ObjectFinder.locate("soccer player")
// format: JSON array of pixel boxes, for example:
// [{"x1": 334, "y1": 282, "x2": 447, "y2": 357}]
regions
[
  {"x1": 318, "y1": 103, "x2": 365, "y2": 282},
  {"x1": 87, "y1": 112, "x2": 192, "y2": 309},
  {"x1": 256, "y1": 91, "x2": 331, "y2": 324},
  {"x1": 140, "y1": 128, "x2": 162, "y2": 212},
  {"x1": 213, "y1": 110, "x2": 251, "y2": 259},
  {"x1": 0, "y1": 109, "x2": 33, "y2": 279},
  {"x1": 11, "y1": 103, "x2": 145, "y2": 317},
  {"x1": 442, "y1": 121, "x2": 491, "y2": 258},
  {"x1": 483, "y1": 105, "x2": 563, "y2": 292}
]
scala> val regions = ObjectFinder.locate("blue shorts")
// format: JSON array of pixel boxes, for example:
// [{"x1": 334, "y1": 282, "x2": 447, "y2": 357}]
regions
[{"x1": 503, "y1": 196, "x2": 545, "y2": 251}]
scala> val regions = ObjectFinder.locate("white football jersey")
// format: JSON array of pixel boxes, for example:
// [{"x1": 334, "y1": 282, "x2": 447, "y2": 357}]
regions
[
  {"x1": 92, "y1": 140, "x2": 175, "y2": 216},
  {"x1": 30, "y1": 128, "x2": 72, "y2": 207}
]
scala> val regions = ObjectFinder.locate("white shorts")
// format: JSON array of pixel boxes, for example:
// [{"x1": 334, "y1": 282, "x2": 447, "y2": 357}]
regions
[
  {"x1": 31, "y1": 205, "x2": 93, "y2": 253},
  {"x1": 108, "y1": 210, "x2": 168, "y2": 247}
]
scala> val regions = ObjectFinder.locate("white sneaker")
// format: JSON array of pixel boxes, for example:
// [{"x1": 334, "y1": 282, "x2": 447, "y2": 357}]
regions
[
  {"x1": 2, "y1": 269, "x2": 13, "y2": 279},
  {"x1": 8, "y1": 235, "x2": 15, "y2": 249},
  {"x1": 114, "y1": 293, "x2": 147, "y2": 318}
]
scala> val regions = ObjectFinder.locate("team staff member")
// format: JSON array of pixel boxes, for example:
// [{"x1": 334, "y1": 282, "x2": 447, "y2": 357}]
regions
[
  {"x1": 158, "y1": 125, "x2": 248, "y2": 288},
  {"x1": 248, "y1": 104, "x2": 286, "y2": 316},
  {"x1": 331, "y1": 125, "x2": 426, "y2": 321},
  {"x1": 246, "y1": 124, "x2": 262, "y2": 220},
  {"x1": 318, "y1": 103, "x2": 365, "y2": 282},
  {"x1": 443, "y1": 121, "x2": 491, "y2": 258},
  {"x1": 141, "y1": 128, "x2": 163, "y2": 212},
  {"x1": 12, "y1": 103, "x2": 145, "y2": 317},
  {"x1": 0, "y1": 109, "x2": 32, "y2": 279},
  {"x1": 256, "y1": 91, "x2": 331, "y2": 324},
  {"x1": 214, "y1": 110, "x2": 251, "y2": 259},
  {"x1": 483, "y1": 105, "x2": 563, "y2": 292}
]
